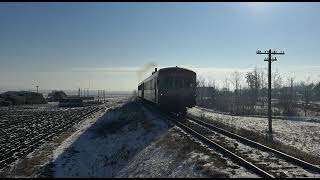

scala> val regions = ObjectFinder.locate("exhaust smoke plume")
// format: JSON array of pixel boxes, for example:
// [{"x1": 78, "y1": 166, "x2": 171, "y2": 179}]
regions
[{"x1": 137, "y1": 62, "x2": 157, "y2": 82}]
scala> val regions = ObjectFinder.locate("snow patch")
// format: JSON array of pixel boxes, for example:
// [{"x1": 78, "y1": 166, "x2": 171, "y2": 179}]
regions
[{"x1": 189, "y1": 107, "x2": 320, "y2": 157}]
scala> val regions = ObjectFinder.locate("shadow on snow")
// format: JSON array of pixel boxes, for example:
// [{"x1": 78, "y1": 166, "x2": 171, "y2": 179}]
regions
[{"x1": 39, "y1": 99, "x2": 173, "y2": 178}]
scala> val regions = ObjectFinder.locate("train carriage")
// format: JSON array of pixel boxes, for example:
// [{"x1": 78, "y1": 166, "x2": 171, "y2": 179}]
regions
[{"x1": 138, "y1": 66, "x2": 196, "y2": 115}]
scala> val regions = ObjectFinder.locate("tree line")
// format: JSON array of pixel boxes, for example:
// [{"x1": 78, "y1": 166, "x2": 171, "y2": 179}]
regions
[{"x1": 196, "y1": 67, "x2": 320, "y2": 117}]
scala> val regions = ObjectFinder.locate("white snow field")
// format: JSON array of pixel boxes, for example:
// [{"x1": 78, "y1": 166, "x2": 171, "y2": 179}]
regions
[
  {"x1": 0, "y1": 96, "x2": 129, "y2": 178},
  {"x1": 188, "y1": 106, "x2": 320, "y2": 157},
  {"x1": 46, "y1": 99, "x2": 258, "y2": 178}
]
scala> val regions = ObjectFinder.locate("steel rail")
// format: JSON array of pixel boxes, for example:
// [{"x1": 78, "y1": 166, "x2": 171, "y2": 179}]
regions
[
  {"x1": 141, "y1": 102, "x2": 274, "y2": 178},
  {"x1": 174, "y1": 120, "x2": 275, "y2": 178},
  {"x1": 186, "y1": 115, "x2": 320, "y2": 174}
]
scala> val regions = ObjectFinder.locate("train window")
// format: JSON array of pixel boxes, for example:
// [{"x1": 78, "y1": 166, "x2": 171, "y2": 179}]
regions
[
  {"x1": 171, "y1": 78, "x2": 175, "y2": 88},
  {"x1": 162, "y1": 77, "x2": 173, "y2": 88},
  {"x1": 160, "y1": 78, "x2": 166, "y2": 87},
  {"x1": 175, "y1": 77, "x2": 183, "y2": 88},
  {"x1": 184, "y1": 79, "x2": 188, "y2": 88},
  {"x1": 162, "y1": 76, "x2": 192, "y2": 88},
  {"x1": 148, "y1": 79, "x2": 154, "y2": 90},
  {"x1": 151, "y1": 79, "x2": 154, "y2": 90},
  {"x1": 153, "y1": 79, "x2": 155, "y2": 89},
  {"x1": 184, "y1": 78, "x2": 194, "y2": 88}
]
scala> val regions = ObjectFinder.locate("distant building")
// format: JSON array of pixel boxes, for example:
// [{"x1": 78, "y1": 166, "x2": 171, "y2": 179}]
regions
[
  {"x1": 0, "y1": 91, "x2": 47, "y2": 106},
  {"x1": 47, "y1": 91, "x2": 68, "y2": 102},
  {"x1": 80, "y1": 96, "x2": 95, "y2": 100},
  {"x1": 0, "y1": 97, "x2": 12, "y2": 106},
  {"x1": 58, "y1": 98, "x2": 83, "y2": 107}
]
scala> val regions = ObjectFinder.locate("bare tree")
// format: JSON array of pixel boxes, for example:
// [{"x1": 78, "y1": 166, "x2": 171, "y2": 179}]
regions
[
  {"x1": 246, "y1": 70, "x2": 259, "y2": 113},
  {"x1": 279, "y1": 77, "x2": 296, "y2": 116},
  {"x1": 224, "y1": 75, "x2": 231, "y2": 111},
  {"x1": 197, "y1": 75, "x2": 206, "y2": 88},
  {"x1": 260, "y1": 68, "x2": 267, "y2": 90},
  {"x1": 206, "y1": 78, "x2": 216, "y2": 108},
  {"x1": 196, "y1": 76, "x2": 206, "y2": 106},
  {"x1": 208, "y1": 79, "x2": 216, "y2": 89},
  {"x1": 232, "y1": 71, "x2": 241, "y2": 114},
  {"x1": 259, "y1": 68, "x2": 267, "y2": 108},
  {"x1": 302, "y1": 77, "x2": 312, "y2": 116},
  {"x1": 289, "y1": 77, "x2": 295, "y2": 106},
  {"x1": 271, "y1": 69, "x2": 283, "y2": 112},
  {"x1": 314, "y1": 81, "x2": 320, "y2": 101},
  {"x1": 253, "y1": 67, "x2": 261, "y2": 94},
  {"x1": 272, "y1": 69, "x2": 283, "y2": 91},
  {"x1": 232, "y1": 71, "x2": 241, "y2": 93},
  {"x1": 223, "y1": 75, "x2": 229, "y2": 91},
  {"x1": 195, "y1": 69, "x2": 317, "y2": 118}
]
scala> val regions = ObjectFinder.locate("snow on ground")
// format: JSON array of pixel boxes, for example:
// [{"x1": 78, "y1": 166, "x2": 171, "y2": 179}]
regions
[
  {"x1": 43, "y1": 99, "x2": 258, "y2": 178},
  {"x1": 1, "y1": 103, "x2": 109, "y2": 178},
  {"x1": 170, "y1": 126, "x2": 259, "y2": 178},
  {"x1": 188, "y1": 106, "x2": 320, "y2": 157},
  {"x1": 48, "y1": 99, "x2": 170, "y2": 177},
  {"x1": 195, "y1": 106, "x2": 320, "y2": 123}
]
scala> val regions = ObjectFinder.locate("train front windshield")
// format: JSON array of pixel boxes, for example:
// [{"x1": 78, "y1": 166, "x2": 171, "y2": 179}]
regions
[{"x1": 161, "y1": 76, "x2": 195, "y2": 89}]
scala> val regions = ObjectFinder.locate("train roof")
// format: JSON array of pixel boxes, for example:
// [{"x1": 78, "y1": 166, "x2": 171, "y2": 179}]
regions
[
  {"x1": 138, "y1": 66, "x2": 195, "y2": 86},
  {"x1": 158, "y1": 66, "x2": 195, "y2": 74}
]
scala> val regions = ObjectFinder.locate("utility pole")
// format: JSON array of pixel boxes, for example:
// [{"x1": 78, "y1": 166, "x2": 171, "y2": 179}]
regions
[
  {"x1": 98, "y1": 90, "x2": 100, "y2": 102},
  {"x1": 256, "y1": 49, "x2": 285, "y2": 140},
  {"x1": 36, "y1": 86, "x2": 39, "y2": 93},
  {"x1": 103, "y1": 90, "x2": 105, "y2": 103}
]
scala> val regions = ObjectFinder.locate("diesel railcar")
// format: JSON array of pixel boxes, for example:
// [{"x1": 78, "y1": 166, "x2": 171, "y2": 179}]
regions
[{"x1": 138, "y1": 66, "x2": 196, "y2": 115}]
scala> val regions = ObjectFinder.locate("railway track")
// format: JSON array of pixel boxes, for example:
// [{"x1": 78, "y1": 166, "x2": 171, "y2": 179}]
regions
[
  {"x1": 0, "y1": 105, "x2": 103, "y2": 170},
  {"x1": 181, "y1": 116, "x2": 320, "y2": 178},
  {"x1": 143, "y1": 102, "x2": 320, "y2": 178},
  {"x1": 186, "y1": 116, "x2": 320, "y2": 174}
]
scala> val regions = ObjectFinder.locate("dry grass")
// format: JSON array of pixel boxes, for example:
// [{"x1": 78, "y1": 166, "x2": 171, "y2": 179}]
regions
[
  {"x1": 201, "y1": 163, "x2": 229, "y2": 178},
  {"x1": 155, "y1": 129, "x2": 232, "y2": 177},
  {"x1": 200, "y1": 111, "x2": 206, "y2": 120}
]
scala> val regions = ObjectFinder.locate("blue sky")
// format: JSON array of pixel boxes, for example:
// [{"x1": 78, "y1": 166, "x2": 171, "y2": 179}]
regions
[{"x1": 0, "y1": 2, "x2": 319, "y2": 91}]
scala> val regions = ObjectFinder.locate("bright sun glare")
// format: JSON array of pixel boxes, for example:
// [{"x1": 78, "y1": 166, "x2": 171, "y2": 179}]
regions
[{"x1": 244, "y1": 2, "x2": 267, "y2": 7}]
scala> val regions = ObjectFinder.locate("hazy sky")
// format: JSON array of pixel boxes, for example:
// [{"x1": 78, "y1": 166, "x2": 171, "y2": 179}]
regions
[{"x1": 0, "y1": 2, "x2": 319, "y2": 91}]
